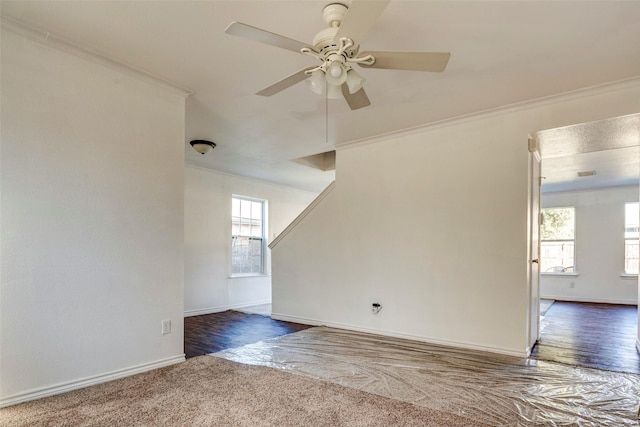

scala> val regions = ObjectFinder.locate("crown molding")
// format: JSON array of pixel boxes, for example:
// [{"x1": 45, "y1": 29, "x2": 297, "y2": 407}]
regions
[
  {"x1": 1, "y1": 16, "x2": 194, "y2": 98},
  {"x1": 336, "y1": 77, "x2": 640, "y2": 152}
]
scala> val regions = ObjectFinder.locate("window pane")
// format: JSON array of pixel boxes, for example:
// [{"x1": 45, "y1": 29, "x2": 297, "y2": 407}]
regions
[
  {"x1": 240, "y1": 199, "x2": 252, "y2": 220},
  {"x1": 231, "y1": 236, "x2": 263, "y2": 274},
  {"x1": 541, "y1": 241, "x2": 574, "y2": 272},
  {"x1": 625, "y1": 239, "x2": 639, "y2": 274},
  {"x1": 541, "y1": 207, "x2": 574, "y2": 240},
  {"x1": 252, "y1": 201, "x2": 262, "y2": 220},
  {"x1": 250, "y1": 223, "x2": 261, "y2": 237}
]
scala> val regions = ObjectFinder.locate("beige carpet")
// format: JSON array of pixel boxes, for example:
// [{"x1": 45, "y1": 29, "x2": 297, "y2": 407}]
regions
[{"x1": 1, "y1": 356, "x2": 490, "y2": 426}]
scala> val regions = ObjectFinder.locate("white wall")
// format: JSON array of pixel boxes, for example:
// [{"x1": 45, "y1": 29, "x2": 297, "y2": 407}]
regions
[
  {"x1": 184, "y1": 166, "x2": 319, "y2": 316},
  {"x1": 1, "y1": 30, "x2": 186, "y2": 405},
  {"x1": 541, "y1": 186, "x2": 639, "y2": 304},
  {"x1": 272, "y1": 79, "x2": 640, "y2": 357}
]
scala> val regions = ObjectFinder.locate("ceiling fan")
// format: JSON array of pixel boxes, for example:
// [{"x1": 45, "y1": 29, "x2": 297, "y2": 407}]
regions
[{"x1": 225, "y1": 1, "x2": 450, "y2": 110}]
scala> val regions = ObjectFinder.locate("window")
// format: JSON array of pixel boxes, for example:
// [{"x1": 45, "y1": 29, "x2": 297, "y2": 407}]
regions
[
  {"x1": 540, "y1": 207, "x2": 575, "y2": 273},
  {"x1": 231, "y1": 196, "x2": 266, "y2": 275},
  {"x1": 624, "y1": 202, "x2": 639, "y2": 275}
]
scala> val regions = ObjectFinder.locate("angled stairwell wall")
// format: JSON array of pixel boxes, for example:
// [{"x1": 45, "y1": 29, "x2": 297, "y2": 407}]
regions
[{"x1": 270, "y1": 78, "x2": 640, "y2": 357}]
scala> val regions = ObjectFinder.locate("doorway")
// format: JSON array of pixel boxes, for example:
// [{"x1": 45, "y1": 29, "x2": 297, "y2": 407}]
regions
[{"x1": 531, "y1": 113, "x2": 640, "y2": 369}]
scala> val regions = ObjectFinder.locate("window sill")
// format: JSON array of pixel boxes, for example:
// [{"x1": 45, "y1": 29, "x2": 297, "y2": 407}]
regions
[
  {"x1": 620, "y1": 273, "x2": 638, "y2": 280},
  {"x1": 541, "y1": 272, "x2": 579, "y2": 277},
  {"x1": 228, "y1": 274, "x2": 270, "y2": 279}
]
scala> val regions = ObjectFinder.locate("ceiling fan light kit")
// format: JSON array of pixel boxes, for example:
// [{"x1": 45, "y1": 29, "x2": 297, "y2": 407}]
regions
[{"x1": 224, "y1": 0, "x2": 450, "y2": 111}]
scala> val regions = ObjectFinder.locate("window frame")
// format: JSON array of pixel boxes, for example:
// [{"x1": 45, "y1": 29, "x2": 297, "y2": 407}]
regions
[
  {"x1": 540, "y1": 206, "x2": 576, "y2": 275},
  {"x1": 231, "y1": 195, "x2": 268, "y2": 277},
  {"x1": 624, "y1": 202, "x2": 639, "y2": 276}
]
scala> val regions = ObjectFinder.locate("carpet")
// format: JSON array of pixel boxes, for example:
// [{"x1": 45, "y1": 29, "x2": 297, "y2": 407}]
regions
[{"x1": 0, "y1": 356, "x2": 490, "y2": 426}]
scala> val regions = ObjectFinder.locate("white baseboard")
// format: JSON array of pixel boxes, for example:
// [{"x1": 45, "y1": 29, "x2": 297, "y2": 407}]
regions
[
  {"x1": 0, "y1": 354, "x2": 185, "y2": 408},
  {"x1": 184, "y1": 300, "x2": 271, "y2": 317},
  {"x1": 541, "y1": 295, "x2": 638, "y2": 305},
  {"x1": 271, "y1": 313, "x2": 528, "y2": 358},
  {"x1": 184, "y1": 305, "x2": 230, "y2": 317},
  {"x1": 229, "y1": 300, "x2": 271, "y2": 310}
]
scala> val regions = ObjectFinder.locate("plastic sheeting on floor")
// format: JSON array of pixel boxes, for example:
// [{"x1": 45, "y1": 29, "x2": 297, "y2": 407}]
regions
[{"x1": 212, "y1": 326, "x2": 640, "y2": 426}]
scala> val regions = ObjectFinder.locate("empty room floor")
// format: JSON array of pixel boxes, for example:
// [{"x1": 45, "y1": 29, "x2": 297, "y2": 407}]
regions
[
  {"x1": 186, "y1": 302, "x2": 640, "y2": 425},
  {"x1": 531, "y1": 301, "x2": 640, "y2": 374}
]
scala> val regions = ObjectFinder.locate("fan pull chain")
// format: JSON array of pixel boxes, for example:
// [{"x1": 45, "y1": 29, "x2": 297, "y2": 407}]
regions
[{"x1": 325, "y1": 87, "x2": 329, "y2": 144}]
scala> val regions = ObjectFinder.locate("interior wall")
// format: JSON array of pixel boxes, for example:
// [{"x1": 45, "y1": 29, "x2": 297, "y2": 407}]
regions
[
  {"x1": 184, "y1": 166, "x2": 318, "y2": 316},
  {"x1": 271, "y1": 79, "x2": 640, "y2": 357},
  {"x1": 1, "y1": 30, "x2": 186, "y2": 404},
  {"x1": 541, "y1": 186, "x2": 639, "y2": 304}
]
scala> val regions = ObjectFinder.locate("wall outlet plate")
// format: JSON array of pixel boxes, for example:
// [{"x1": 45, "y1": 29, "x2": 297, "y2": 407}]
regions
[{"x1": 162, "y1": 319, "x2": 171, "y2": 335}]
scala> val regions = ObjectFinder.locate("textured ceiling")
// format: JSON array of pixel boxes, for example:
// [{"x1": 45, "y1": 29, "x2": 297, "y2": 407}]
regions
[
  {"x1": 538, "y1": 114, "x2": 640, "y2": 193},
  {"x1": 2, "y1": 1, "x2": 640, "y2": 192}
]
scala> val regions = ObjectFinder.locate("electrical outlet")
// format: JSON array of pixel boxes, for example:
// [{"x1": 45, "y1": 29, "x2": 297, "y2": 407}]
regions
[
  {"x1": 372, "y1": 303, "x2": 382, "y2": 314},
  {"x1": 162, "y1": 319, "x2": 171, "y2": 335},
  {"x1": 569, "y1": 282, "x2": 575, "y2": 289}
]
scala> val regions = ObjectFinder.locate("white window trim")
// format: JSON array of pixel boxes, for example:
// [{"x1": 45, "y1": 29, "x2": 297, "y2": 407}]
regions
[
  {"x1": 540, "y1": 206, "x2": 577, "y2": 274},
  {"x1": 541, "y1": 272, "x2": 579, "y2": 277},
  {"x1": 230, "y1": 195, "x2": 268, "y2": 277}
]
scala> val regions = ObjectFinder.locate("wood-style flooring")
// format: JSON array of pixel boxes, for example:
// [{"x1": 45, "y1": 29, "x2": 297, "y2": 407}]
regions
[
  {"x1": 184, "y1": 310, "x2": 311, "y2": 358},
  {"x1": 185, "y1": 303, "x2": 640, "y2": 373},
  {"x1": 531, "y1": 301, "x2": 640, "y2": 373}
]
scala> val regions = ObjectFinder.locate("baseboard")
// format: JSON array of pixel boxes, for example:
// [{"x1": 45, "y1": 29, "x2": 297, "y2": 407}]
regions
[
  {"x1": 229, "y1": 300, "x2": 271, "y2": 310},
  {"x1": 541, "y1": 295, "x2": 638, "y2": 305},
  {"x1": 0, "y1": 354, "x2": 185, "y2": 408},
  {"x1": 184, "y1": 305, "x2": 229, "y2": 317},
  {"x1": 271, "y1": 313, "x2": 528, "y2": 358},
  {"x1": 184, "y1": 300, "x2": 271, "y2": 317}
]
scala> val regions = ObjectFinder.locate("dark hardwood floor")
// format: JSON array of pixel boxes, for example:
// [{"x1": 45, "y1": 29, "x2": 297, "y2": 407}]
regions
[
  {"x1": 531, "y1": 301, "x2": 640, "y2": 373},
  {"x1": 184, "y1": 310, "x2": 311, "y2": 358},
  {"x1": 186, "y1": 303, "x2": 640, "y2": 374}
]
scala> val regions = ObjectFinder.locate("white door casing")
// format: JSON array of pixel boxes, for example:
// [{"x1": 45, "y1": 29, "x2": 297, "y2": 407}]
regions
[{"x1": 527, "y1": 137, "x2": 542, "y2": 352}]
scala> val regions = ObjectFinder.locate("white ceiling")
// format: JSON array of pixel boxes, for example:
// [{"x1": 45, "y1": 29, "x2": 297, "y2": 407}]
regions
[{"x1": 2, "y1": 1, "x2": 640, "y2": 193}]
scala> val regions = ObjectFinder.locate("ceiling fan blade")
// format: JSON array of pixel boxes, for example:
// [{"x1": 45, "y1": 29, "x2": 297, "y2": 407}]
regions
[
  {"x1": 256, "y1": 66, "x2": 317, "y2": 96},
  {"x1": 358, "y1": 51, "x2": 451, "y2": 72},
  {"x1": 225, "y1": 22, "x2": 316, "y2": 54},
  {"x1": 342, "y1": 84, "x2": 371, "y2": 110},
  {"x1": 334, "y1": 0, "x2": 390, "y2": 44}
]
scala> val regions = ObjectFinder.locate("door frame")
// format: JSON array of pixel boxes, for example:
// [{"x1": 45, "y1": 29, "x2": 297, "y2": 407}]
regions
[{"x1": 527, "y1": 137, "x2": 542, "y2": 354}]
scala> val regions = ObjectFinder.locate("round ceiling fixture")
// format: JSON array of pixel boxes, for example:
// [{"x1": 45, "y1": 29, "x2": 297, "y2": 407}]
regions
[{"x1": 190, "y1": 140, "x2": 216, "y2": 155}]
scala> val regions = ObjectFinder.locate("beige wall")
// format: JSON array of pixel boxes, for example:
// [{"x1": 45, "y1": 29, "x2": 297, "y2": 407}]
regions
[
  {"x1": 272, "y1": 79, "x2": 640, "y2": 357},
  {"x1": 184, "y1": 166, "x2": 318, "y2": 316},
  {"x1": 1, "y1": 29, "x2": 186, "y2": 405},
  {"x1": 541, "y1": 186, "x2": 639, "y2": 304}
]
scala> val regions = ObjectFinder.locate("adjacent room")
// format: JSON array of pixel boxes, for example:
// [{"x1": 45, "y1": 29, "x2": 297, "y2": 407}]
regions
[
  {"x1": 532, "y1": 116, "x2": 640, "y2": 374},
  {"x1": 2, "y1": 1, "x2": 639, "y2": 425}
]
